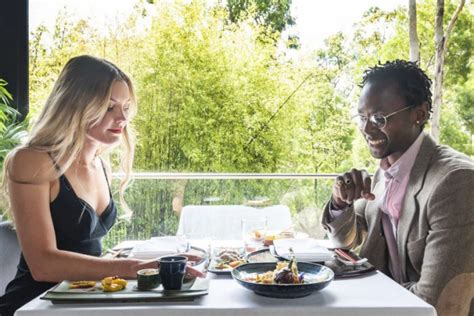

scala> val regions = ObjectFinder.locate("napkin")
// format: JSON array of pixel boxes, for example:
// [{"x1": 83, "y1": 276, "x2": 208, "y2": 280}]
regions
[
  {"x1": 273, "y1": 238, "x2": 333, "y2": 262},
  {"x1": 129, "y1": 236, "x2": 188, "y2": 259}
]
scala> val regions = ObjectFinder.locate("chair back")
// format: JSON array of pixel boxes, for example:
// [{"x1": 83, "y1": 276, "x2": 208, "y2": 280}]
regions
[
  {"x1": 436, "y1": 273, "x2": 474, "y2": 316},
  {"x1": 0, "y1": 220, "x2": 20, "y2": 296},
  {"x1": 176, "y1": 205, "x2": 293, "y2": 240}
]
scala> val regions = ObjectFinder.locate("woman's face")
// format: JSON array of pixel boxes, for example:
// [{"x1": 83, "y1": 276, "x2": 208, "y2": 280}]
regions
[{"x1": 87, "y1": 80, "x2": 131, "y2": 145}]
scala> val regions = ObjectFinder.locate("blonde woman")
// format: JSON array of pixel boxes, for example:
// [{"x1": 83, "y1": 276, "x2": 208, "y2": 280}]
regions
[{"x1": 0, "y1": 55, "x2": 202, "y2": 315}]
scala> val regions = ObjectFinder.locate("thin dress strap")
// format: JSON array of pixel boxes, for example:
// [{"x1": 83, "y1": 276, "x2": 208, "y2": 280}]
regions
[{"x1": 98, "y1": 158, "x2": 113, "y2": 195}]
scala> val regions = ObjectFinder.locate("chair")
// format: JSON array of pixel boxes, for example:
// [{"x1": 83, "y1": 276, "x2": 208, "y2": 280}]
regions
[
  {"x1": 436, "y1": 273, "x2": 474, "y2": 316},
  {"x1": 176, "y1": 205, "x2": 293, "y2": 240},
  {"x1": 0, "y1": 220, "x2": 21, "y2": 296}
]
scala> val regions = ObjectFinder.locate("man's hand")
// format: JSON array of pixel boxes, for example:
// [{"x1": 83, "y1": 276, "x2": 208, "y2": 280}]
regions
[{"x1": 332, "y1": 169, "x2": 375, "y2": 209}]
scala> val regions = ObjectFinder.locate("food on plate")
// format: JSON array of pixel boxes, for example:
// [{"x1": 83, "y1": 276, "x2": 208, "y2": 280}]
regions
[
  {"x1": 264, "y1": 229, "x2": 295, "y2": 246},
  {"x1": 213, "y1": 248, "x2": 246, "y2": 270},
  {"x1": 248, "y1": 230, "x2": 264, "y2": 241},
  {"x1": 101, "y1": 276, "x2": 128, "y2": 292},
  {"x1": 263, "y1": 234, "x2": 275, "y2": 246},
  {"x1": 68, "y1": 280, "x2": 97, "y2": 289},
  {"x1": 273, "y1": 260, "x2": 301, "y2": 284},
  {"x1": 245, "y1": 259, "x2": 304, "y2": 284},
  {"x1": 67, "y1": 276, "x2": 128, "y2": 292}
]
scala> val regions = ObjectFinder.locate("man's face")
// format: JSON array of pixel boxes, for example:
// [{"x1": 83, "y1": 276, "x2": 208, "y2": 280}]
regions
[{"x1": 357, "y1": 80, "x2": 421, "y2": 164}]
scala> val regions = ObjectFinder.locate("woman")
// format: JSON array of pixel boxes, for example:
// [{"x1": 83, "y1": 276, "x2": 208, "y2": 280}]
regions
[{"x1": 0, "y1": 55, "x2": 201, "y2": 315}]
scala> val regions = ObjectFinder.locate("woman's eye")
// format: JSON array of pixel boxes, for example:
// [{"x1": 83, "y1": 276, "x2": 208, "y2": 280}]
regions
[{"x1": 107, "y1": 105, "x2": 114, "y2": 111}]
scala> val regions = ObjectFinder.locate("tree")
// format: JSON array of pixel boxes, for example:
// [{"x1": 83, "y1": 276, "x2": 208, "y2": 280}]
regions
[
  {"x1": 409, "y1": 0, "x2": 421, "y2": 62},
  {"x1": 431, "y1": 0, "x2": 466, "y2": 141},
  {"x1": 226, "y1": 0, "x2": 295, "y2": 36},
  {"x1": 348, "y1": 1, "x2": 472, "y2": 155}
]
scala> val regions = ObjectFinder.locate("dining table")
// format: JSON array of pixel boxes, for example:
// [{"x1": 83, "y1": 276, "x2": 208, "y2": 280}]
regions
[{"x1": 15, "y1": 267, "x2": 436, "y2": 316}]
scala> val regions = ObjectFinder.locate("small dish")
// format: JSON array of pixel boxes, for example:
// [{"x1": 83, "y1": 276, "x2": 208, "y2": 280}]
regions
[
  {"x1": 246, "y1": 248, "x2": 278, "y2": 263},
  {"x1": 208, "y1": 247, "x2": 246, "y2": 274},
  {"x1": 137, "y1": 268, "x2": 161, "y2": 290}
]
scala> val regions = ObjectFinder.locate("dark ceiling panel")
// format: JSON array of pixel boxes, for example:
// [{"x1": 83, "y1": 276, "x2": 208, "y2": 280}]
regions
[{"x1": 0, "y1": 0, "x2": 29, "y2": 121}]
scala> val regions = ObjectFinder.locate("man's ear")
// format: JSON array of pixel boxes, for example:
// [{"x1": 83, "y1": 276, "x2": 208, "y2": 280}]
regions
[{"x1": 415, "y1": 102, "x2": 429, "y2": 125}]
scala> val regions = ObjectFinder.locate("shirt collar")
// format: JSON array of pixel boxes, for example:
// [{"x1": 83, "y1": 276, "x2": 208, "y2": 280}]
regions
[{"x1": 380, "y1": 132, "x2": 425, "y2": 182}]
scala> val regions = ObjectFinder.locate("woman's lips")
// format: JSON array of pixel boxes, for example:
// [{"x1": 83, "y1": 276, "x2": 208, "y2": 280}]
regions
[{"x1": 108, "y1": 128, "x2": 122, "y2": 134}]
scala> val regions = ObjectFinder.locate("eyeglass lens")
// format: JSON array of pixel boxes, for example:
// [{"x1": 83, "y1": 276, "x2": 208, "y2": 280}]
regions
[
  {"x1": 370, "y1": 115, "x2": 386, "y2": 128},
  {"x1": 355, "y1": 114, "x2": 386, "y2": 129}
]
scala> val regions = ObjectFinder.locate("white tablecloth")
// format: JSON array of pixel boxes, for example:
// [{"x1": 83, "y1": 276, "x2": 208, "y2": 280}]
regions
[{"x1": 16, "y1": 271, "x2": 436, "y2": 316}]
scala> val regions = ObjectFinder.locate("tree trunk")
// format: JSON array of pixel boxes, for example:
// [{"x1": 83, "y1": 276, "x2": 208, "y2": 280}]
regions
[
  {"x1": 408, "y1": 0, "x2": 420, "y2": 63},
  {"x1": 431, "y1": 0, "x2": 465, "y2": 142}
]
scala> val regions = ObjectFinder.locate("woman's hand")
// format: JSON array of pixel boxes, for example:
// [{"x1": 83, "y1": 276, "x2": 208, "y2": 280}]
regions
[
  {"x1": 332, "y1": 168, "x2": 375, "y2": 209},
  {"x1": 180, "y1": 253, "x2": 206, "y2": 278}
]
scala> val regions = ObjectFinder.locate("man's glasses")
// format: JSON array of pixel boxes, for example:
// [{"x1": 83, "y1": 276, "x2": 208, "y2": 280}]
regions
[{"x1": 352, "y1": 106, "x2": 412, "y2": 129}]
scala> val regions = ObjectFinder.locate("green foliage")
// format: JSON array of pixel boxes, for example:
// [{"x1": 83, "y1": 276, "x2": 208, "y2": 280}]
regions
[
  {"x1": 0, "y1": 79, "x2": 28, "y2": 216},
  {"x1": 0, "y1": 80, "x2": 27, "y2": 166},
  {"x1": 130, "y1": 1, "x2": 352, "y2": 174},
  {"x1": 339, "y1": 0, "x2": 472, "y2": 163},
  {"x1": 439, "y1": 103, "x2": 473, "y2": 155},
  {"x1": 455, "y1": 81, "x2": 474, "y2": 135},
  {"x1": 226, "y1": 0, "x2": 295, "y2": 34}
]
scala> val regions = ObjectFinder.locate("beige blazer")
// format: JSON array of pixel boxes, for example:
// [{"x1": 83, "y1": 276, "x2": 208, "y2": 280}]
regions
[{"x1": 321, "y1": 134, "x2": 474, "y2": 306}]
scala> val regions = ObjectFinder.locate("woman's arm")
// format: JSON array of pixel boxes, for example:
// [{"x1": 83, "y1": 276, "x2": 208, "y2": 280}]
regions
[{"x1": 7, "y1": 149, "x2": 156, "y2": 282}]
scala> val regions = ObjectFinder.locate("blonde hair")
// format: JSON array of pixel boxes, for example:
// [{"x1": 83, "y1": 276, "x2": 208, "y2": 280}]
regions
[{"x1": 2, "y1": 55, "x2": 137, "y2": 220}]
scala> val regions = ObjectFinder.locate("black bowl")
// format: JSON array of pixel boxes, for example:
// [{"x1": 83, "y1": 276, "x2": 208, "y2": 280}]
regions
[{"x1": 231, "y1": 262, "x2": 334, "y2": 298}]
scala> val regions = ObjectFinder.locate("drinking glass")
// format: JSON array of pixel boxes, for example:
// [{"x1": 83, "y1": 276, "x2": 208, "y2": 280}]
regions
[
  {"x1": 159, "y1": 255, "x2": 187, "y2": 290},
  {"x1": 241, "y1": 217, "x2": 267, "y2": 253}
]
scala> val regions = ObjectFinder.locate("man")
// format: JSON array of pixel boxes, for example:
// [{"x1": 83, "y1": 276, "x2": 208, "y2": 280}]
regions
[{"x1": 321, "y1": 60, "x2": 474, "y2": 307}]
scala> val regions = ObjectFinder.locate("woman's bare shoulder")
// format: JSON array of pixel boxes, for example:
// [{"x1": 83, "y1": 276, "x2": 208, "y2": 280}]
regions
[{"x1": 7, "y1": 148, "x2": 58, "y2": 184}]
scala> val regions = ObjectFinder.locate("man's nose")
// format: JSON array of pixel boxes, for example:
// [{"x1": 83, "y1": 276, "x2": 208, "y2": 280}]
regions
[{"x1": 362, "y1": 117, "x2": 378, "y2": 133}]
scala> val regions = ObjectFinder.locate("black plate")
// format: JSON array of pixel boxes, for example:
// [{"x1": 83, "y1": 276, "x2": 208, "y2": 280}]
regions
[
  {"x1": 324, "y1": 258, "x2": 376, "y2": 278},
  {"x1": 231, "y1": 262, "x2": 334, "y2": 298}
]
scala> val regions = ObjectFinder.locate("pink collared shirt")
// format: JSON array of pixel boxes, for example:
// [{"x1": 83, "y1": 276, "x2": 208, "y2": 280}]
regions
[{"x1": 380, "y1": 132, "x2": 425, "y2": 234}]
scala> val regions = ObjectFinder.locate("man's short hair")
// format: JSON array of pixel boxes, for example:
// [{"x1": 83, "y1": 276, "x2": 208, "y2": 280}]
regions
[{"x1": 361, "y1": 60, "x2": 433, "y2": 122}]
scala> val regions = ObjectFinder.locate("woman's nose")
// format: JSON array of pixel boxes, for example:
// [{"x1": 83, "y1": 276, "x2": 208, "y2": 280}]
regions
[{"x1": 115, "y1": 107, "x2": 127, "y2": 121}]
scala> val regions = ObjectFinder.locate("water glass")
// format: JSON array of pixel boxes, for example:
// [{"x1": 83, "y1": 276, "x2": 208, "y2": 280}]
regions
[{"x1": 241, "y1": 217, "x2": 267, "y2": 253}]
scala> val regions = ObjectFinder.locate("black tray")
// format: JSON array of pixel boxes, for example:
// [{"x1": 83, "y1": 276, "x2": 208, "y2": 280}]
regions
[{"x1": 41, "y1": 277, "x2": 210, "y2": 304}]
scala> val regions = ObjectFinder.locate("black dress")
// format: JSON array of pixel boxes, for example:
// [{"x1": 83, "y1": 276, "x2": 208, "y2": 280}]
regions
[{"x1": 0, "y1": 165, "x2": 117, "y2": 316}]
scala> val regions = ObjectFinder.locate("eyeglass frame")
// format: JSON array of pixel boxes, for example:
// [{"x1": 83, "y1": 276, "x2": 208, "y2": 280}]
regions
[{"x1": 352, "y1": 106, "x2": 413, "y2": 129}]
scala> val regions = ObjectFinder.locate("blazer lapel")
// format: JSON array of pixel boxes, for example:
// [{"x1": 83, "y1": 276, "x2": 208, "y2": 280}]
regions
[
  {"x1": 362, "y1": 171, "x2": 387, "y2": 271},
  {"x1": 367, "y1": 175, "x2": 385, "y2": 231},
  {"x1": 397, "y1": 134, "x2": 437, "y2": 279}
]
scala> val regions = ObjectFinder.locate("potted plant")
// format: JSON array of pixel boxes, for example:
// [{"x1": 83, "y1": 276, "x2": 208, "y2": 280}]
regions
[{"x1": 0, "y1": 79, "x2": 28, "y2": 219}]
